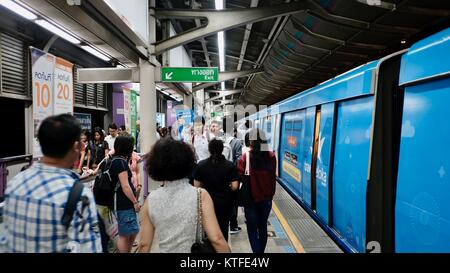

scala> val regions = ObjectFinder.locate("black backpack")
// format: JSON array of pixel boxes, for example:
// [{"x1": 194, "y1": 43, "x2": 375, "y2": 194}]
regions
[
  {"x1": 93, "y1": 156, "x2": 121, "y2": 208},
  {"x1": 62, "y1": 181, "x2": 109, "y2": 253}
]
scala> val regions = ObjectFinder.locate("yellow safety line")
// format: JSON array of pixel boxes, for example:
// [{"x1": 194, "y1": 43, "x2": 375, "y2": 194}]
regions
[{"x1": 272, "y1": 201, "x2": 306, "y2": 253}]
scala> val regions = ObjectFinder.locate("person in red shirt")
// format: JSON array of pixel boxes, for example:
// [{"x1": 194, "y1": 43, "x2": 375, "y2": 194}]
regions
[{"x1": 237, "y1": 128, "x2": 277, "y2": 254}]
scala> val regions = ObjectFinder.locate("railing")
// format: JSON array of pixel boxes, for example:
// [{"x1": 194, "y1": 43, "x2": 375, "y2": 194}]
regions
[{"x1": 0, "y1": 155, "x2": 33, "y2": 201}]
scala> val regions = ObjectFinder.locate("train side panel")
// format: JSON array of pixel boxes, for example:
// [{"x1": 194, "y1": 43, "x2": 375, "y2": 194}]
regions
[
  {"x1": 395, "y1": 27, "x2": 450, "y2": 253},
  {"x1": 332, "y1": 96, "x2": 374, "y2": 253}
]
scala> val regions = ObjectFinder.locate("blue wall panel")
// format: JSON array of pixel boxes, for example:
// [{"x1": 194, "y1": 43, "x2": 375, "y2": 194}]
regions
[
  {"x1": 396, "y1": 77, "x2": 450, "y2": 253},
  {"x1": 280, "y1": 111, "x2": 306, "y2": 199},
  {"x1": 316, "y1": 103, "x2": 335, "y2": 224},
  {"x1": 332, "y1": 96, "x2": 374, "y2": 253},
  {"x1": 302, "y1": 107, "x2": 316, "y2": 207}
]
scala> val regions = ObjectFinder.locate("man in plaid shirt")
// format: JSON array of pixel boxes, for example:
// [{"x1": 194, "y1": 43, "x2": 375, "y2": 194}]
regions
[{"x1": 3, "y1": 114, "x2": 102, "y2": 253}]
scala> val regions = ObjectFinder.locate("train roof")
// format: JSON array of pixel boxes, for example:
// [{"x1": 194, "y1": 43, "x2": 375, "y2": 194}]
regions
[
  {"x1": 248, "y1": 59, "x2": 380, "y2": 120},
  {"x1": 399, "y1": 27, "x2": 450, "y2": 86}
]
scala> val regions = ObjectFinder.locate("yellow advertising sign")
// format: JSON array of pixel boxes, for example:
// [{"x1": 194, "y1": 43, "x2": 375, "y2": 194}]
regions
[{"x1": 282, "y1": 160, "x2": 302, "y2": 182}]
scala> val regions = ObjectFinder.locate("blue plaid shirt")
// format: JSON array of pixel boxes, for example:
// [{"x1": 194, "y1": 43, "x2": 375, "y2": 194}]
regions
[{"x1": 3, "y1": 163, "x2": 102, "y2": 253}]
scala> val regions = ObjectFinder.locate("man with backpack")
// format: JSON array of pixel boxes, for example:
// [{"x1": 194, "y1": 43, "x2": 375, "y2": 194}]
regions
[
  {"x1": 92, "y1": 154, "x2": 120, "y2": 252},
  {"x1": 221, "y1": 116, "x2": 243, "y2": 234},
  {"x1": 3, "y1": 114, "x2": 102, "y2": 253}
]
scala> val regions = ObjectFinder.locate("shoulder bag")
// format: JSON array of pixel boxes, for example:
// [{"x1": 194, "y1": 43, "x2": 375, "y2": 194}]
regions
[
  {"x1": 191, "y1": 188, "x2": 216, "y2": 253},
  {"x1": 237, "y1": 151, "x2": 254, "y2": 207}
]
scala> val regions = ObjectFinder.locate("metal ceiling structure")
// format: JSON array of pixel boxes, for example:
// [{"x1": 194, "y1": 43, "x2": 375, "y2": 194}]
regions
[{"x1": 157, "y1": 0, "x2": 450, "y2": 106}]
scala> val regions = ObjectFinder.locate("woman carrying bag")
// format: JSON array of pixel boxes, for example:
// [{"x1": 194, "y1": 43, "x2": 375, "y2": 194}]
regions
[
  {"x1": 237, "y1": 129, "x2": 277, "y2": 254},
  {"x1": 137, "y1": 139, "x2": 230, "y2": 253}
]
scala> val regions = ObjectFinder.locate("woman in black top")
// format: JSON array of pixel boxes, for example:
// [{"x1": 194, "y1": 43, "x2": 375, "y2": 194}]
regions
[
  {"x1": 193, "y1": 139, "x2": 240, "y2": 241},
  {"x1": 88, "y1": 127, "x2": 109, "y2": 169},
  {"x1": 109, "y1": 135, "x2": 140, "y2": 253}
]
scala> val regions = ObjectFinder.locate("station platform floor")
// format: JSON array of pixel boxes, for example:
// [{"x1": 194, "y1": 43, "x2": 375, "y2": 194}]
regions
[{"x1": 140, "y1": 182, "x2": 342, "y2": 254}]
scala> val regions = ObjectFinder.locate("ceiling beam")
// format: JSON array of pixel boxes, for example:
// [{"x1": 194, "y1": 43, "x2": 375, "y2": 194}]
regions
[
  {"x1": 154, "y1": 1, "x2": 310, "y2": 55},
  {"x1": 234, "y1": 0, "x2": 259, "y2": 90},
  {"x1": 205, "y1": 90, "x2": 246, "y2": 103}
]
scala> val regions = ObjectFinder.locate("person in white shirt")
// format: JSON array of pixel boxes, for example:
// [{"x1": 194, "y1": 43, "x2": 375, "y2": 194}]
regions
[
  {"x1": 104, "y1": 123, "x2": 118, "y2": 150},
  {"x1": 192, "y1": 117, "x2": 211, "y2": 161}
]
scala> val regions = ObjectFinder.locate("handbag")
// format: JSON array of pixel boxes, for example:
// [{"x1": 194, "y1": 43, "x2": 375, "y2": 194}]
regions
[
  {"x1": 237, "y1": 151, "x2": 254, "y2": 207},
  {"x1": 191, "y1": 188, "x2": 216, "y2": 253}
]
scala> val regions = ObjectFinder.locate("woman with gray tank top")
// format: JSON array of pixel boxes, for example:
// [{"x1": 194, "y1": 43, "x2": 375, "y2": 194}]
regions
[{"x1": 137, "y1": 139, "x2": 230, "y2": 253}]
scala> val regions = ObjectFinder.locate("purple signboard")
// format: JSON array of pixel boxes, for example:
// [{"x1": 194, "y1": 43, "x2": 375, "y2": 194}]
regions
[{"x1": 112, "y1": 83, "x2": 134, "y2": 127}]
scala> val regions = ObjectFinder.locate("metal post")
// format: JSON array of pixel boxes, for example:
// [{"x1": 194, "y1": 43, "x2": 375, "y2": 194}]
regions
[{"x1": 141, "y1": 0, "x2": 158, "y2": 200}]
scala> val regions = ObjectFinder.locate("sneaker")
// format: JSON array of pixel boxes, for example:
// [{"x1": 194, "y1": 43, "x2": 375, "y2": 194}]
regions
[{"x1": 230, "y1": 227, "x2": 242, "y2": 234}]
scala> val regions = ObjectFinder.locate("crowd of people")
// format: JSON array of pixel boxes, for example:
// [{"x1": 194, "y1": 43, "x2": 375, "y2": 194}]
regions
[{"x1": 1, "y1": 113, "x2": 277, "y2": 254}]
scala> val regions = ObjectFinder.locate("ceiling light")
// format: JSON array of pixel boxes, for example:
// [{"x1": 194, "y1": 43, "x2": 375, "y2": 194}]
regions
[
  {"x1": 35, "y1": 19, "x2": 81, "y2": 44},
  {"x1": 215, "y1": 0, "x2": 223, "y2": 10},
  {"x1": 81, "y1": 45, "x2": 110, "y2": 62},
  {"x1": 218, "y1": 31, "x2": 225, "y2": 72},
  {"x1": 0, "y1": 0, "x2": 37, "y2": 20},
  {"x1": 400, "y1": 39, "x2": 406, "y2": 44}
]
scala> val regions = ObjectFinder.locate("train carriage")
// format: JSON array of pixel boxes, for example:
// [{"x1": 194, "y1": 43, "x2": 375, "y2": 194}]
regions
[{"x1": 245, "y1": 27, "x2": 450, "y2": 253}]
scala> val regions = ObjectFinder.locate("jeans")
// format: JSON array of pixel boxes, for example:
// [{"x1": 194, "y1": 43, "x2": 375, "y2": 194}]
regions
[{"x1": 244, "y1": 200, "x2": 272, "y2": 254}]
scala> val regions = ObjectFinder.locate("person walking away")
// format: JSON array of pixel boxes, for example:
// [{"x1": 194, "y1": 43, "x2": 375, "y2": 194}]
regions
[
  {"x1": 87, "y1": 127, "x2": 109, "y2": 170},
  {"x1": 237, "y1": 129, "x2": 277, "y2": 254},
  {"x1": 221, "y1": 116, "x2": 243, "y2": 234},
  {"x1": 105, "y1": 123, "x2": 119, "y2": 150},
  {"x1": 109, "y1": 135, "x2": 141, "y2": 253},
  {"x1": 193, "y1": 139, "x2": 239, "y2": 242},
  {"x1": 121, "y1": 131, "x2": 142, "y2": 201},
  {"x1": 137, "y1": 139, "x2": 230, "y2": 253},
  {"x1": 192, "y1": 117, "x2": 211, "y2": 162},
  {"x1": 3, "y1": 114, "x2": 102, "y2": 253}
]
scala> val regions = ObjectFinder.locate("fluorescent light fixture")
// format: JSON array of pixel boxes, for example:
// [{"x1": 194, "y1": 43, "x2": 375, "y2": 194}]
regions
[
  {"x1": 216, "y1": 0, "x2": 226, "y2": 92},
  {"x1": 215, "y1": 0, "x2": 224, "y2": 10},
  {"x1": 0, "y1": 0, "x2": 37, "y2": 20},
  {"x1": 170, "y1": 95, "x2": 181, "y2": 102},
  {"x1": 81, "y1": 45, "x2": 110, "y2": 62},
  {"x1": 35, "y1": 19, "x2": 81, "y2": 44},
  {"x1": 218, "y1": 31, "x2": 225, "y2": 72}
]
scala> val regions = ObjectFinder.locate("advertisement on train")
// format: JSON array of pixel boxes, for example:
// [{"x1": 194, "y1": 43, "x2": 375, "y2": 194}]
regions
[{"x1": 280, "y1": 111, "x2": 306, "y2": 197}]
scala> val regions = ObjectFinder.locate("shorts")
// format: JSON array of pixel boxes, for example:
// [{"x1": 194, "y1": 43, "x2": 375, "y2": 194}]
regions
[{"x1": 116, "y1": 209, "x2": 140, "y2": 236}]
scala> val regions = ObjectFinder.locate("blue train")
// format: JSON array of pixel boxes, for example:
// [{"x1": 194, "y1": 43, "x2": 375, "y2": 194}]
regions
[{"x1": 244, "y1": 27, "x2": 450, "y2": 253}]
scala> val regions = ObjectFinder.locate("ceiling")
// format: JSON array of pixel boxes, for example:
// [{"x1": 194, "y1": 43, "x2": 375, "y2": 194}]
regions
[{"x1": 157, "y1": 0, "x2": 450, "y2": 106}]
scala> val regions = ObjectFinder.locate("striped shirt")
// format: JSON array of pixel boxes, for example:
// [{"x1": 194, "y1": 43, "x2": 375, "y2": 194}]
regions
[{"x1": 3, "y1": 163, "x2": 102, "y2": 253}]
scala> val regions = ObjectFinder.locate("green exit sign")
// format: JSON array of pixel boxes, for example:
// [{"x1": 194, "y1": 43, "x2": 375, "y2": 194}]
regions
[{"x1": 162, "y1": 67, "x2": 219, "y2": 83}]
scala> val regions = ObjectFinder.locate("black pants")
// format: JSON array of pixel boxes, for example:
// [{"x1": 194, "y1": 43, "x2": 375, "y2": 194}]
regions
[
  {"x1": 230, "y1": 192, "x2": 239, "y2": 229},
  {"x1": 213, "y1": 200, "x2": 232, "y2": 242}
]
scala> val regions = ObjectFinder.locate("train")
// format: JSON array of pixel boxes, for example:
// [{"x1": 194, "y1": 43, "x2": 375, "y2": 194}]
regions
[{"x1": 243, "y1": 27, "x2": 450, "y2": 253}]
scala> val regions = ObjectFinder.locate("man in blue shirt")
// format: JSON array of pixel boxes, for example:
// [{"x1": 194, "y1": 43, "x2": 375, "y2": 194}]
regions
[{"x1": 3, "y1": 114, "x2": 102, "y2": 253}]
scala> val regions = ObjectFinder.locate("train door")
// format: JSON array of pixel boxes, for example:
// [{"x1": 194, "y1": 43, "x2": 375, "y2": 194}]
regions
[
  {"x1": 395, "y1": 77, "x2": 450, "y2": 253},
  {"x1": 274, "y1": 114, "x2": 281, "y2": 176},
  {"x1": 264, "y1": 116, "x2": 273, "y2": 151},
  {"x1": 332, "y1": 96, "x2": 374, "y2": 253},
  {"x1": 315, "y1": 103, "x2": 335, "y2": 223},
  {"x1": 279, "y1": 110, "x2": 306, "y2": 199},
  {"x1": 302, "y1": 106, "x2": 318, "y2": 208}
]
